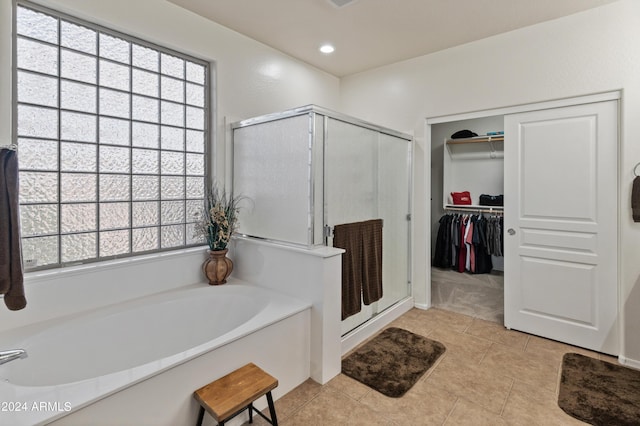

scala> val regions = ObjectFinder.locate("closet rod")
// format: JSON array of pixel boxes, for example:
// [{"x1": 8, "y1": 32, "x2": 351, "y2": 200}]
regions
[
  {"x1": 444, "y1": 206, "x2": 504, "y2": 215},
  {"x1": 446, "y1": 135, "x2": 504, "y2": 145}
]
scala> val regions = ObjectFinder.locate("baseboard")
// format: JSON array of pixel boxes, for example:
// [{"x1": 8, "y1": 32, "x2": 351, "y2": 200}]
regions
[
  {"x1": 341, "y1": 296, "x2": 414, "y2": 355},
  {"x1": 413, "y1": 302, "x2": 430, "y2": 310},
  {"x1": 618, "y1": 355, "x2": 640, "y2": 370}
]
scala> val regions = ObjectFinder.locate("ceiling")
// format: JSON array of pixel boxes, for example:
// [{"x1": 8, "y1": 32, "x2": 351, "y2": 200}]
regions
[{"x1": 168, "y1": 0, "x2": 618, "y2": 77}]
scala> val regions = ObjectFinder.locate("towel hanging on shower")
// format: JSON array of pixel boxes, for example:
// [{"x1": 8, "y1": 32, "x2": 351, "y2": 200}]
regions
[
  {"x1": 333, "y1": 219, "x2": 383, "y2": 320},
  {"x1": 361, "y1": 219, "x2": 383, "y2": 305},
  {"x1": 0, "y1": 147, "x2": 26, "y2": 310},
  {"x1": 333, "y1": 222, "x2": 362, "y2": 320},
  {"x1": 632, "y1": 176, "x2": 640, "y2": 222}
]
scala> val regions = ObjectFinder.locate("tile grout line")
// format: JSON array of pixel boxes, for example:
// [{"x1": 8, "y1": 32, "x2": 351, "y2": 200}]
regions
[
  {"x1": 477, "y1": 341, "x2": 492, "y2": 365},
  {"x1": 440, "y1": 397, "x2": 460, "y2": 426},
  {"x1": 276, "y1": 385, "x2": 325, "y2": 423},
  {"x1": 498, "y1": 377, "x2": 516, "y2": 418}
]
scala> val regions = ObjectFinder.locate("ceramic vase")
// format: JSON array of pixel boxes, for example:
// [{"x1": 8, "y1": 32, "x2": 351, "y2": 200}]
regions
[{"x1": 203, "y1": 249, "x2": 233, "y2": 285}]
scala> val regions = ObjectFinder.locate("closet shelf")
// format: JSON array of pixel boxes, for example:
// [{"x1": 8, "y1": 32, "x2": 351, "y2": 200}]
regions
[{"x1": 446, "y1": 135, "x2": 504, "y2": 145}]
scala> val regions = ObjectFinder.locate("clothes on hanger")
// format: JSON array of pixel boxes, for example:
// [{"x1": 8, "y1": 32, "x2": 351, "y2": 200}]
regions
[{"x1": 433, "y1": 212, "x2": 503, "y2": 274}]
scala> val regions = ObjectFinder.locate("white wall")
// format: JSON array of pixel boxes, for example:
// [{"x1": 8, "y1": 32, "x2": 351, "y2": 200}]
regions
[{"x1": 339, "y1": 0, "x2": 640, "y2": 362}]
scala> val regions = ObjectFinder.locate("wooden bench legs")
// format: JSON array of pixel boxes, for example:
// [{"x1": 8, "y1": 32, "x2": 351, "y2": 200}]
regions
[
  {"x1": 195, "y1": 392, "x2": 277, "y2": 426},
  {"x1": 194, "y1": 363, "x2": 279, "y2": 426}
]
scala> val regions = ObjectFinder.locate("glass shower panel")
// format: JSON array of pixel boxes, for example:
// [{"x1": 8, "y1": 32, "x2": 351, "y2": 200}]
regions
[
  {"x1": 233, "y1": 115, "x2": 312, "y2": 245},
  {"x1": 376, "y1": 133, "x2": 411, "y2": 312},
  {"x1": 324, "y1": 119, "x2": 378, "y2": 225},
  {"x1": 324, "y1": 119, "x2": 378, "y2": 335},
  {"x1": 324, "y1": 118, "x2": 411, "y2": 335}
]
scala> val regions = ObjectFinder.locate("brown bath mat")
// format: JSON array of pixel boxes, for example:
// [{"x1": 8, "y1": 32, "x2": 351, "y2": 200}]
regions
[
  {"x1": 342, "y1": 327, "x2": 445, "y2": 398},
  {"x1": 558, "y1": 353, "x2": 640, "y2": 425}
]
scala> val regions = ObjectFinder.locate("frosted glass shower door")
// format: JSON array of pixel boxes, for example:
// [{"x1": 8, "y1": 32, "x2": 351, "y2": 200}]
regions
[
  {"x1": 377, "y1": 133, "x2": 412, "y2": 312},
  {"x1": 324, "y1": 118, "x2": 411, "y2": 335}
]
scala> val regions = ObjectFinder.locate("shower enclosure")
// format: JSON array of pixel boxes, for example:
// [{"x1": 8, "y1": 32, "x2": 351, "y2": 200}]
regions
[{"x1": 232, "y1": 105, "x2": 412, "y2": 335}]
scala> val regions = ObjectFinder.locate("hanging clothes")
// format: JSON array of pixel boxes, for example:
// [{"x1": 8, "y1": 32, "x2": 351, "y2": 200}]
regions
[
  {"x1": 433, "y1": 214, "x2": 453, "y2": 268},
  {"x1": 432, "y1": 211, "x2": 502, "y2": 274},
  {"x1": 472, "y1": 215, "x2": 493, "y2": 274},
  {"x1": 464, "y1": 218, "x2": 474, "y2": 272},
  {"x1": 484, "y1": 216, "x2": 504, "y2": 257},
  {"x1": 457, "y1": 216, "x2": 467, "y2": 273}
]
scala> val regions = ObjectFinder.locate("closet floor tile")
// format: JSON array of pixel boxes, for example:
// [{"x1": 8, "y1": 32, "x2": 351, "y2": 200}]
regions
[{"x1": 431, "y1": 267, "x2": 504, "y2": 324}]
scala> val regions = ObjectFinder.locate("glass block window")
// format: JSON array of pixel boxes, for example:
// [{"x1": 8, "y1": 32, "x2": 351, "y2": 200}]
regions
[{"x1": 15, "y1": 3, "x2": 209, "y2": 270}]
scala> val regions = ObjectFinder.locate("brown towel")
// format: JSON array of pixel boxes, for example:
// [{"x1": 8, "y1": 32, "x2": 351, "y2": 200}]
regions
[
  {"x1": 633, "y1": 176, "x2": 640, "y2": 222},
  {"x1": 0, "y1": 149, "x2": 26, "y2": 310},
  {"x1": 361, "y1": 219, "x2": 383, "y2": 305},
  {"x1": 333, "y1": 222, "x2": 363, "y2": 320},
  {"x1": 333, "y1": 219, "x2": 383, "y2": 320}
]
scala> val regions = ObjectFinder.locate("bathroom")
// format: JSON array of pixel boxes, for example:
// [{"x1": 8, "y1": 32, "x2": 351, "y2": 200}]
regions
[{"x1": 2, "y1": 0, "x2": 640, "y2": 425}]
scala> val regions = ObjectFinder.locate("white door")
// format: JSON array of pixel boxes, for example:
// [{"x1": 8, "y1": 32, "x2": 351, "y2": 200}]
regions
[{"x1": 504, "y1": 100, "x2": 618, "y2": 355}]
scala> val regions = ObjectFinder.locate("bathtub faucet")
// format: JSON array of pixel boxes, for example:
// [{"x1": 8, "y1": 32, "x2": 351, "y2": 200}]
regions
[{"x1": 0, "y1": 349, "x2": 28, "y2": 365}]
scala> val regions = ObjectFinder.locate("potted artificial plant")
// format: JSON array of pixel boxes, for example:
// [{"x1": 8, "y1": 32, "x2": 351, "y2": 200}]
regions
[{"x1": 196, "y1": 184, "x2": 241, "y2": 285}]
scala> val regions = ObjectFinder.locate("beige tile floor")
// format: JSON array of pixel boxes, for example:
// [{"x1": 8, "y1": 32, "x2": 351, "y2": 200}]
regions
[
  {"x1": 247, "y1": 307, "x2": 619, "y2": 425},
  {"x1": 242, "y1": 269, "x2": 619, "y2": 425}
]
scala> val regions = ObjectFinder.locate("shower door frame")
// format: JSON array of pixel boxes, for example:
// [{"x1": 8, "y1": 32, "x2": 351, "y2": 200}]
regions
[
  {"x1": 319, "y1": 111, "x2": 413, "y2": 336},
  {"x1": 231, "y1": 105, "x2": 414, "y2": 338}
]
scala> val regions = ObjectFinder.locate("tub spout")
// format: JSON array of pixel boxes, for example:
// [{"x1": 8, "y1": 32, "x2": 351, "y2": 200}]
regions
[{"x1": 0, "y1": 349, "x2": 28, "y2": 365}]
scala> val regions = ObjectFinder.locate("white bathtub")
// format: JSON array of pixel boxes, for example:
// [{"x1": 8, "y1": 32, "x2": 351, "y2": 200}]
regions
[{"x1": 0, "y1": 280, "x2": 311, "y2": 425}]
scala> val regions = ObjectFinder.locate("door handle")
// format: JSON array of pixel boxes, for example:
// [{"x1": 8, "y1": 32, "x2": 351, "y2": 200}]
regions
[{"x1": 507, "y1": 228, "x2": 516, "y2": 235}]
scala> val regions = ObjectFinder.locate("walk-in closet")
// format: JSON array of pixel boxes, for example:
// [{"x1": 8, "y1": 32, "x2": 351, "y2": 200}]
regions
[
  {"x1": 428, "y1": 94, "x2": 620, "y2": 355},
  {"x1": 430, "y1": 115, "x2": 505, "y2": 324}
]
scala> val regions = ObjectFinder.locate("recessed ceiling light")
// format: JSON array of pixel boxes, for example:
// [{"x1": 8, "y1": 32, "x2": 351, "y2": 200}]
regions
[
  {"x1": 319, "y1": 44, "x2": 335, "y2": 54},
  {"x1": 327, "y1": 0, "x2": 357, "y2": 8}
]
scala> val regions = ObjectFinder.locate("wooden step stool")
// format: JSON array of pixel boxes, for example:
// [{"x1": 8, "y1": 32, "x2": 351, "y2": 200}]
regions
[{"x1": 193, "y1": 363, "x2": 279, "y2": 426}]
